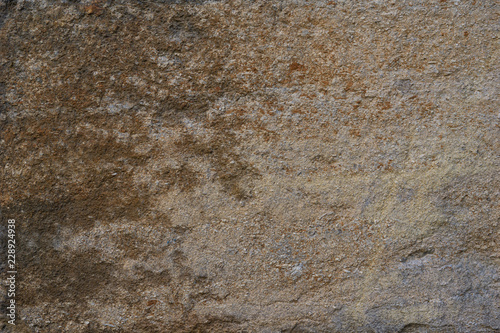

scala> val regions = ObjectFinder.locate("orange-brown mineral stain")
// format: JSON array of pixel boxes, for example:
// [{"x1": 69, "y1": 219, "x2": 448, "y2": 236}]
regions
[
  {"x1": 84, "y1": 1, "x2": 104, "y2": 15},
  {"x1": 289, "y1": 62, "x2": 306, "y2": 72},
  {"x1": 147, "y1": 300, "x2": 158, "y2": 306}
]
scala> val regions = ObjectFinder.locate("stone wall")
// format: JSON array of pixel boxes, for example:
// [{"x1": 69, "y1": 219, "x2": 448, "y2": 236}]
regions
[{"x1": 0, "y1": 0, "x2": 498, "y2": 332}]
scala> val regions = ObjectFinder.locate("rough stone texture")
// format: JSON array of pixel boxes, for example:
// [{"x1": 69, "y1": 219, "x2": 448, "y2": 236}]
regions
[{"x1": 0, "y1": 0, "x2": 499, "y2": 332}]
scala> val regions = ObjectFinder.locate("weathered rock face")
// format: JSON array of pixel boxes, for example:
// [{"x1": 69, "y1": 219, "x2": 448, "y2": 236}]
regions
[{"x1": 0, "y1": 0, "x2": 498, "y2": 332}]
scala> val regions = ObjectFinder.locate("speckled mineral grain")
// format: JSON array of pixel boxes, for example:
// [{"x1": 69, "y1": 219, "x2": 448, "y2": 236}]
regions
[{"x1": 0, "y1": 0, "x2": 499, "y2": 332}]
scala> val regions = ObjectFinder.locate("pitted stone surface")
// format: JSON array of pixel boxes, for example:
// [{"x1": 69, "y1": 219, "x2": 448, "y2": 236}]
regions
[{"x1": 0, "y1": 0, "x2": 499, "y2": 332}]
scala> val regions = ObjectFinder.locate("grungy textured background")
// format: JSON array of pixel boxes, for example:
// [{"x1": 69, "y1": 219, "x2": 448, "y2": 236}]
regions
[{"x1": 0, "y1": 0, "x2": 499, "y2": 332}]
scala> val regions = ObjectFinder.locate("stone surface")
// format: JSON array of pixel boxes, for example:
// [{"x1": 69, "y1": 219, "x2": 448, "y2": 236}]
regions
[{"x1": 0, "y1": 0, "x2": 499, "y2": 332}]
